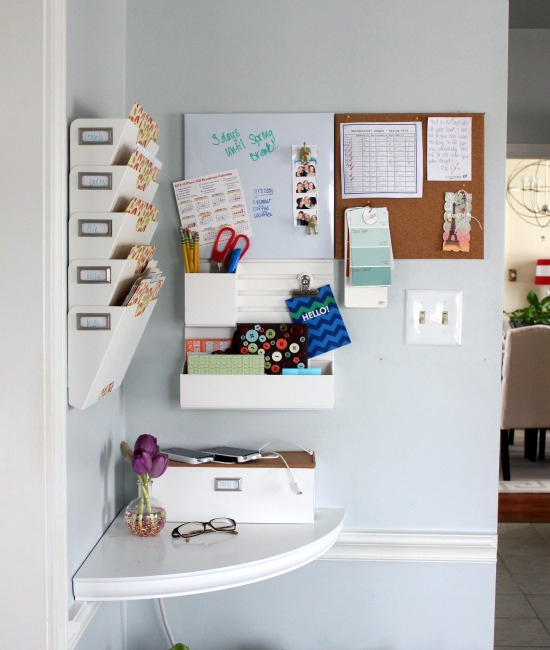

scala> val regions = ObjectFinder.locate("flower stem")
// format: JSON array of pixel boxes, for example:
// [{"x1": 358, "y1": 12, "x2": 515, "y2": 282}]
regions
[{"x1": 138, "y1": 474, "x2": 153, "y2": 530}]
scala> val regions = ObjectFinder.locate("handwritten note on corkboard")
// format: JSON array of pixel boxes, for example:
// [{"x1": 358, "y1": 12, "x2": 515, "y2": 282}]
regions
[{"x1": 334, "y1": 113, "x2": 484, "y2": 259}]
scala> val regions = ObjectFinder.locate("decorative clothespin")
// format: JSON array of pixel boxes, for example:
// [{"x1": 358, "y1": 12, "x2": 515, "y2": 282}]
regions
[{"x1": 292, "y1": 274, "x2": 319, "y2": 297}]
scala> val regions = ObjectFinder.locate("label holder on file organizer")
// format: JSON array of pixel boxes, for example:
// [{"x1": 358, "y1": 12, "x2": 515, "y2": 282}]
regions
[
  {"x1": 69, "y1": 213, "x2": 158, "y2": 261},
  {"x1": 69, "y1": 166, "x2": 158, "y2": 214},
  {"x1": 68, "y1": 258, "x2": 157, "y2": 308},
  {"x1": 70, "y1": 118, "x2": 160, "y2": 167}
]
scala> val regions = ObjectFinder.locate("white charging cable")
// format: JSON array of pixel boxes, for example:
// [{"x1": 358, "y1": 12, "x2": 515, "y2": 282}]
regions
[
  {"x1": 158, "y1": 599, "x2": 176, "y2": 647},
  {"x1": 257, "y1": 441, "x2": 314, "y2": 496}
]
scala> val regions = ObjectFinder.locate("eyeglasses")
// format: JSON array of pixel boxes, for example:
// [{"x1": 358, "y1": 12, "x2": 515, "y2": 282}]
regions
[{"x1": 171, "y1": 517, "x2": 238, "y2": 542}]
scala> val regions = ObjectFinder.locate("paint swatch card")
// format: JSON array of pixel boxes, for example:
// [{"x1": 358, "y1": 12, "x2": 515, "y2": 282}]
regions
[{"x1": 286, "y1": 285, "x2": 351, "y2": 358}]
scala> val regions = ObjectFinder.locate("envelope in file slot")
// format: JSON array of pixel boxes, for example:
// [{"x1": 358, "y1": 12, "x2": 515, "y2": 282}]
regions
[
  {"x1": 128, "y1": 102, "x2": 160, "y2": 147},
  {"x1": 125, "y1": 198, "x2": 159, "y2": 232},
  {"x1": 231, "y1": 323, "x2": 308, "y2": 375}
]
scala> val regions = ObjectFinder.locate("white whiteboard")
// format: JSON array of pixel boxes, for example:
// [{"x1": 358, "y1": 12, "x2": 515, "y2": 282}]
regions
[{"x1": 184, "y1": 113, "x2": 334, "y2": 259}]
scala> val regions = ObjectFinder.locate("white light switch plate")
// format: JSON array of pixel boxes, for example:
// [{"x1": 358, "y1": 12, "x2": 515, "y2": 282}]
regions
[{"x1": 405, "y1": 290, "x2": 462, "y2": 345}]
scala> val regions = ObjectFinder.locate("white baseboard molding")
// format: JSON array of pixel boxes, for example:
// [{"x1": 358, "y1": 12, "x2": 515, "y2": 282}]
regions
[{"x1": 323, "y1": 530, "x2": 497, "y2": 563}]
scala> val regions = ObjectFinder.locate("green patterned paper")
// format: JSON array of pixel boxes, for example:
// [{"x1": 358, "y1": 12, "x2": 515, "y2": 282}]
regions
[{"x1": 187, "y1": 353, "x2": 264, "y2": 375}]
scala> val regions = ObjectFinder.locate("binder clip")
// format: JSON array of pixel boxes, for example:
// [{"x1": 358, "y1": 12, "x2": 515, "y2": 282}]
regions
[{"x1": 292, "y1": 274, "x2": 319, "y2": 298}]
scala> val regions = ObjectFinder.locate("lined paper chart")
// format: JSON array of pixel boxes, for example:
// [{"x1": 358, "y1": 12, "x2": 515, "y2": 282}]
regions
[{"x1": 341, "y1": 122, "x2": 423, "y2": 199}]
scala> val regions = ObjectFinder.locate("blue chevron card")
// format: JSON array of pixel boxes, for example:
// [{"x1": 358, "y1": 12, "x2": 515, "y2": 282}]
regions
[{"x1": 285, "y1": 285, "x2": 351, "y2": 358}]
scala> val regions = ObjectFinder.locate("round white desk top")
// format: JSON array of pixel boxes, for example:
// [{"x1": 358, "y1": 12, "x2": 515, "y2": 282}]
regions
[{"x1": 73, "y1": 508, "x2": 345, "y2": 601}]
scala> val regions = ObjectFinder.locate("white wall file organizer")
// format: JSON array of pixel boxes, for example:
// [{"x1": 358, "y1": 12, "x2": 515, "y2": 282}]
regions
[
  {"x1": 68, "y1": 213, "x2": 158, "y2": 262},
  {"x1": 180, "y1": 259, "x2": 335, "y2": 410},
  {"x1": 69, "y1": 166, "x2": 158, "y2": 214},
  {"x1": 70, "y1": 118, "x2": 160, "y2": 167},
  {"x1": 344, "y1": 207, "x2": 389, "y2": 309},
  {"x1": 68, "y1": 302, "x2": 157, "y2": 410},
  {"x1": 68, "y1": 258, "x2": 157, "y2": 309}
]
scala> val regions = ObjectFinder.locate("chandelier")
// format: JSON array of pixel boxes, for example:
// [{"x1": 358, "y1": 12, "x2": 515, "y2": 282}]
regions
[{"x1": 506, "y1": 159, "x2": 550, "y2": 228}]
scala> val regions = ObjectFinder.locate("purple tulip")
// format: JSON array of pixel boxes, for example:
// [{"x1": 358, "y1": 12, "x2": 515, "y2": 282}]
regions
[
  {"x1": 132, "y1": 449, "x2": 152, "y2": 475},
  {"x1": 134, "y1": 434, "x2": 158, "y2": 456},
  {"x1": 149, "y1": 452, "x2": 169, "y2": 478}
]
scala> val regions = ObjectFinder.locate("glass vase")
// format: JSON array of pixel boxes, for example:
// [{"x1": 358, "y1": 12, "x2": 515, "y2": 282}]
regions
[{"x1": 124, "y1": 477, "x2": 166, "y2": 537}]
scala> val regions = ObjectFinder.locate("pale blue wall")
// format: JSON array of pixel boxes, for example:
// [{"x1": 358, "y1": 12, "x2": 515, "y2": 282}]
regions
[
  {"x1": 116, "y1": 1, "x2": 508, "y2": 648},
  {"x1": 66, "y1": 2, "x2": 129, "y2": 647}
]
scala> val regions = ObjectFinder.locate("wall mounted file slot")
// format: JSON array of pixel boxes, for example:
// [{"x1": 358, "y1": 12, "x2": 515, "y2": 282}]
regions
[
  {"x1": 181, "y1": 260, "x2": 335, "y2": 410},
  {"x1": 69, "y1": 166, "x2": 158, "y2": 214},
  {"x1": 68, "y1": 302, "x2": 157, "y2": 410},
  {"x1": 70, "y1": 118, "x2": 160, "y2": 167},
  {"x1": 68, "y1": 258, "x2": 157, "y2": 309},
  {"x1": 69, "y1": 213, "x2": 158, "y2": 261}
]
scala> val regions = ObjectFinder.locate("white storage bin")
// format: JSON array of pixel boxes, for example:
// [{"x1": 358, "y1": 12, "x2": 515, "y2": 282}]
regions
[
  {"x1": 184, "y1": 273, "x2": 236, "y2": 327},
  {"x1": 155, "y1": 452, "x2": 315, "y2": 524}
]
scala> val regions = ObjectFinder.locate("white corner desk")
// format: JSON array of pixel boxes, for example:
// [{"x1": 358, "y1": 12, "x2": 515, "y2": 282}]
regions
[{"x1": 73, "y1": 508, "x2": 345, "y2": 601}]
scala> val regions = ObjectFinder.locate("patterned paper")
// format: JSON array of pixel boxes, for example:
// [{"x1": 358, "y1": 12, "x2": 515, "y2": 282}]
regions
[
  {"x1": 231, "y1": 323, "x2": 308, "y2": 375},
  {"x1": 128, "y1": 103, "x2": 160, "y2": 147},
  {"x1": 286, "y1": 285, "x2": 351, "y2": 358},
  {"x1": 127, "y1": 277, "x2": 165, "y2": 317},
  {"x1": 185, "y1": 339, "x2": 232, "y2": 355},
  {"x1": 187, "y1": 353, "x2": 264, "y2": 375},
  {"x1": 125, "y1": 198, "x2": 159, "y2": 232},
  {"x1": 127, "y1": 244, "x2": 156, "y2": 273},
  {"x1": 127, "y1": 149, "x2": 160, "y2": 190}
]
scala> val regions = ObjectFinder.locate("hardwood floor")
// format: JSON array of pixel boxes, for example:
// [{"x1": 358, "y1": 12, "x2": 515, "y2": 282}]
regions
[
  {"x1": 499, "y1": 430, "x2": 550, "y2": 522},
  {"x1": 499, "y1": 493, "x2": 550, "y2": 522}
]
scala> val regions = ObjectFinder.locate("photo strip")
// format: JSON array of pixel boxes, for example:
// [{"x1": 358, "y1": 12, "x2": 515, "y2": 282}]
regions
[{"x1": 292, "y1": 144, "x2": 318, "y2": 233}]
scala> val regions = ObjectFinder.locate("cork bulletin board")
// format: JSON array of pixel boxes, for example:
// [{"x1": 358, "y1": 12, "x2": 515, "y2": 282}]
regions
[{"x1": 334, "y1": 113, "x2": 485, "y2": 259}]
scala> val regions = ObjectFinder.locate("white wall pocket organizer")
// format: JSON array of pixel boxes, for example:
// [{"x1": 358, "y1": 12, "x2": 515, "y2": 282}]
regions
[
  {"x1": 70, "y1": 118, "x2": 160, "y2": 167},
  {"x1": 68, "y1": 259, "x2": 158, "y2": 308},
  {"x1": 344, "y1": 206, "x2": 391, "y2": 308},
  {"x1": 181, "y1": 260, "x2": 335, "y2": 410},
  {"x1": 69, "y1": 166, "x2": 158, "y2": 214},
  {"x1": 68, "y1": 213, "x2": 158, "y2": 262},
  {"x1": 68, "y1": 301, "x2": 157, "y2": 410}
]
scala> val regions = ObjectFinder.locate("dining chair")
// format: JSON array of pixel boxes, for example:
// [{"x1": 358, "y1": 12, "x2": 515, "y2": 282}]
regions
[{"x1": 500, "y1": 324, "x2": 550, "y2": 480}]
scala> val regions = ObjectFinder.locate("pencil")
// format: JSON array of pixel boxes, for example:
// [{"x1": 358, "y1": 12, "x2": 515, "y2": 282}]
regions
[
  {"x1": 193, "y1": 232, "x2": 200, "y2": 273},
  {"x1": 179, "y1": 226, "x2": 190, "y2": 273}
]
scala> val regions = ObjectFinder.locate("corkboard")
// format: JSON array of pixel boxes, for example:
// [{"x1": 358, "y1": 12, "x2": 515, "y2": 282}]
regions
[{"x1": 334, "y1": 113, "x2": 484, "y2": 259}]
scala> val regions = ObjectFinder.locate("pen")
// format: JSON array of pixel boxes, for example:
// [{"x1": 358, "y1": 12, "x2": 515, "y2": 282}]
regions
[{"x1": 227, "y1": 247, "x2": 242, "y2": 273}]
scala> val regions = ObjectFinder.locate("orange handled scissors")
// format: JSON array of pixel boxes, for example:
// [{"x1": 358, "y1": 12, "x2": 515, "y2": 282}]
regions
[{"x1": 211, "y1": 226, "x2": 250, "y2": 272}]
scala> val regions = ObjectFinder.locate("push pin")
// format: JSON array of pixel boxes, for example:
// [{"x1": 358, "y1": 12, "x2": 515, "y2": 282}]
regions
[{"x1": 299, "y1": 142, "x2": 311, "y2": 165}]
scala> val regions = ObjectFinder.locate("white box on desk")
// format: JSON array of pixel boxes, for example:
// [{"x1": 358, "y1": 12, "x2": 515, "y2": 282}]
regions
[{"x1": 155, "y1": 451, "x2": 315, "y2": 524}]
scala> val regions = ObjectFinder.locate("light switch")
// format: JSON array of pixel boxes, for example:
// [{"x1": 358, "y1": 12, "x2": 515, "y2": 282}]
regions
[{"x1": 405, "y1": 290, "x2": 462, "y2": 345}]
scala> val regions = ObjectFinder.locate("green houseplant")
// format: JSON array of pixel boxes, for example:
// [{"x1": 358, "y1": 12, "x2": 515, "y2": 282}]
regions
[{"x1": 506, "y1": 290, "x2": 550, "y2": 327}]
